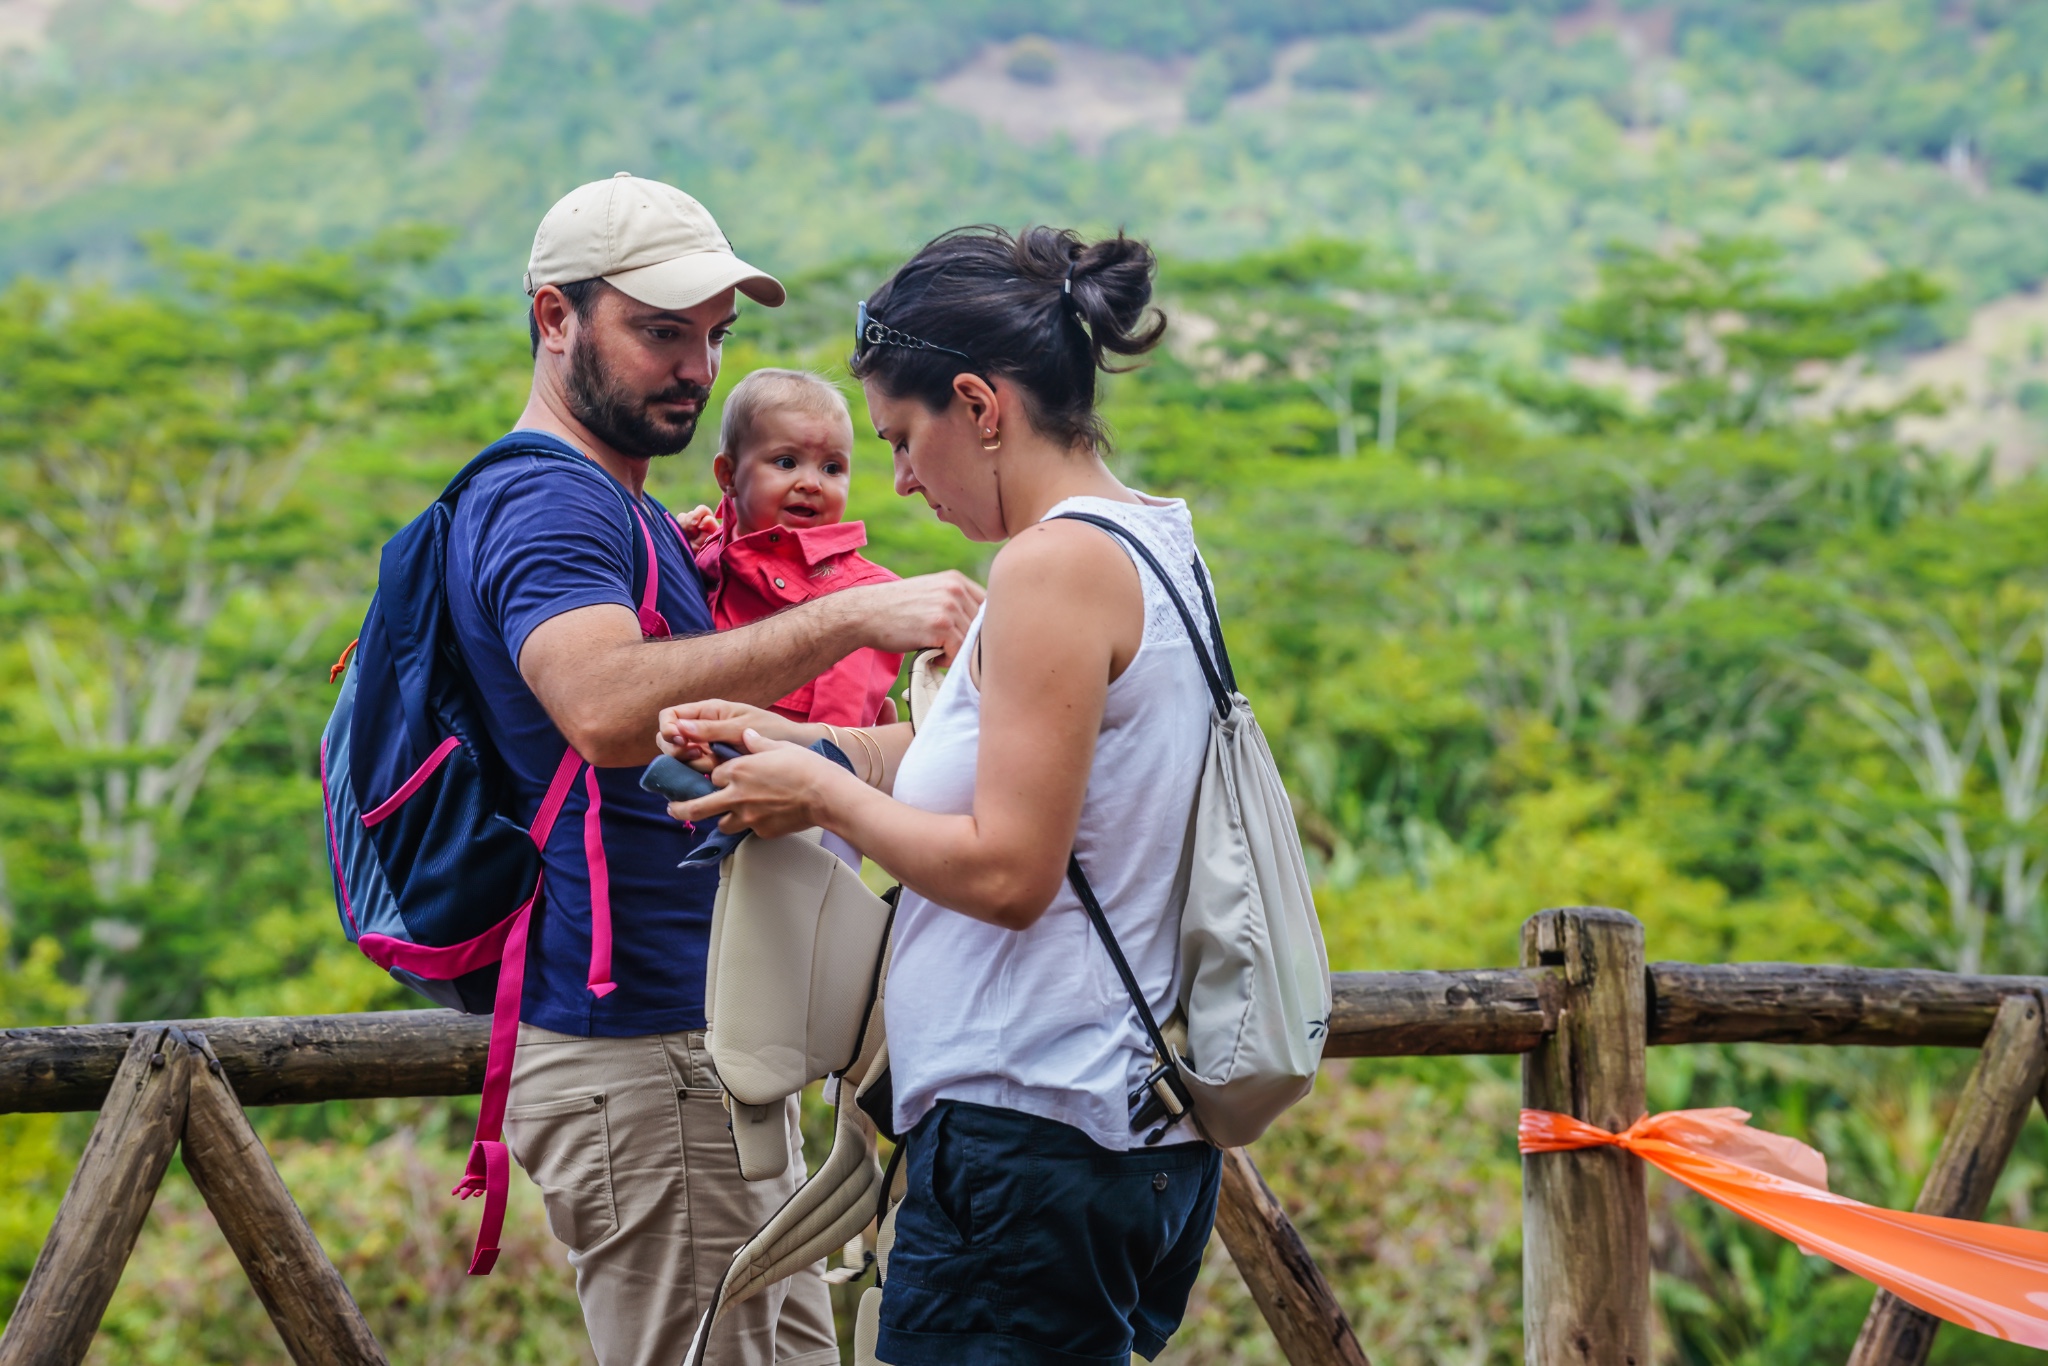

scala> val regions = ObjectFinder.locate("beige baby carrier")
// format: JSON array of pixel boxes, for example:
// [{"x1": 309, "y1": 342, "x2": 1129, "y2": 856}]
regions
[{"x1": 680, "y1": 658, "x2": 944, "y2": 1366}]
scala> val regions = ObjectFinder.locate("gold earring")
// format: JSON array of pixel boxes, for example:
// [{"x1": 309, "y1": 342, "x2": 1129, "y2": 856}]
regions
[{"x1": 981, "y1": 428, "x2": 1001, "y2": 451}]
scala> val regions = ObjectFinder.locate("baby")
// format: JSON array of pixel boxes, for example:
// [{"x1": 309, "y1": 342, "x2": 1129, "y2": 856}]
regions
[{"x1": 680, "y1": 368, "x2": 902, "y2": 730}]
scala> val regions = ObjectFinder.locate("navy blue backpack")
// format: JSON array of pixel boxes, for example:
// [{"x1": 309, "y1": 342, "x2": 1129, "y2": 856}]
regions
[{"x1": 320, "y1": 433, "x2": 672, "y2": 1274}]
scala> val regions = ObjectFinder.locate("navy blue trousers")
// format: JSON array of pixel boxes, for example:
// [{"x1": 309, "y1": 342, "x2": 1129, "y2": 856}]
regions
[{"x1": 877, "y1": 1100, "x2": 1222, "y2": 1365}]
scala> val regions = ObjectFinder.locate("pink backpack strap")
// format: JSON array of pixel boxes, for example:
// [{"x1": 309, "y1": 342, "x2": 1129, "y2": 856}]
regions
[
  {"x1": 455, "y1": 503, "x2": 669, "y2": 1274},
  {"x1": 634, "y1": 506, "x2": 669, "y2": 638},
  {"x1": 580, "y1": 504, "x2": 669, "y2": 999},
  {"x1": 583, "y1": 767, "x2": 616, "y2": 998},
  {"x1": 454, "y1": 744, "x2": 583, "y2": 1275}
]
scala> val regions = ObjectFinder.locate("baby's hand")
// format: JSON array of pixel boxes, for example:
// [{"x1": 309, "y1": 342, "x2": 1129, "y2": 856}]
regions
[{"x1": 676, "y1": 504, "x2": 721, "y2": 553}]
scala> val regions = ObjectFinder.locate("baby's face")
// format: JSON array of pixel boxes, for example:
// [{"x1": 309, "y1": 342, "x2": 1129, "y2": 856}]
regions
[{"x1": 720, "y1": 408, "x2": 854, "y2": 535}]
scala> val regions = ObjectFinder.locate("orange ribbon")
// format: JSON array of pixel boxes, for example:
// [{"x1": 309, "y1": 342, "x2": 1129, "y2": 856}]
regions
[{"x1": 1521, "y1": 1107, "x2": 2048, "y2": 1347}]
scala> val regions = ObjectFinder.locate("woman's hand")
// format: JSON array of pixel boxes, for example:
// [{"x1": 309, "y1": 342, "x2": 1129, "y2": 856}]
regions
[
  {"x1": 669, "y1": 729, "x2": 853, "y2": 839},
  {"x1": 657, "y1": 700, "x2": 823, "y2": 770}
]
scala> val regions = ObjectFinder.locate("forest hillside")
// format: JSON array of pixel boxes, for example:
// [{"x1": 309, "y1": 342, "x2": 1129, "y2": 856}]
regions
[{"x1": 3, "y1": 2, "x2": 2047, "y2": 1363}]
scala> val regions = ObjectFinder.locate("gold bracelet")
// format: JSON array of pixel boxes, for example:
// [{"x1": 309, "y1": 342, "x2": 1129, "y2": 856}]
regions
[
  {"x1": 851, "y1": 727, "x2": 886, "y2": 787},
  {"x1": 821, "y1": 723, "x2": 867, "y2": 785}
]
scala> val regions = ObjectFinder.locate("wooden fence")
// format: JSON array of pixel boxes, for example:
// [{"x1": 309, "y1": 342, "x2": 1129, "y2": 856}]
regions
[{"x1": 5, "y1": 906, "x2": 2048, "y2": 1365}]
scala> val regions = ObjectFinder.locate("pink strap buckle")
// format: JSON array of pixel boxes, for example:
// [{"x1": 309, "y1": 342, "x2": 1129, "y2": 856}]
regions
[
  {"x1": 459, "y1": 892, "x2": 533, "y2": 1276},
  {"x1": 454, "y1": 1139, "x2": 511, "y2": 1276}
]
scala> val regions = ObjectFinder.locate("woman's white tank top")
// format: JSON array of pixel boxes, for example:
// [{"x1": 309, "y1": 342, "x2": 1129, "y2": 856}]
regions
[{"x1": 883, "y1": 492, "x2": 1216, "y2": 1151}]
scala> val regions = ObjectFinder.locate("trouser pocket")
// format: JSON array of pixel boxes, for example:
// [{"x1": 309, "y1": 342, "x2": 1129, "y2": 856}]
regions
[
  {"x1": 505, "y1": 1091, "x2": 618, "y2": 1253},
  {"x1": 914, "y1": 1104, "x2": 977, "y2": 1247}
]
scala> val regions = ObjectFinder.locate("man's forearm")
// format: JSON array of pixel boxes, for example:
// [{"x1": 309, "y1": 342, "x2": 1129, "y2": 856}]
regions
[
  {"x1": 653, "y1": 597, "x2": 869, "y2": 713},
  {"x1": 533, "y1": 596, "x2": 868, "y2": 766}
]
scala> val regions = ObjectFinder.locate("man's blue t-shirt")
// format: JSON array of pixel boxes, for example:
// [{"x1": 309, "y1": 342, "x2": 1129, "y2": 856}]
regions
[{"x1": 446, "y1": 434, "x2": 717, "y2": 1037}]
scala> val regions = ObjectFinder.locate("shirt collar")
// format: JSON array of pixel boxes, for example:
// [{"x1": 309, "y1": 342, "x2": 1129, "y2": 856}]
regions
[{"x1": 725, "y1": 508, "x2": 870, "y2": 566}]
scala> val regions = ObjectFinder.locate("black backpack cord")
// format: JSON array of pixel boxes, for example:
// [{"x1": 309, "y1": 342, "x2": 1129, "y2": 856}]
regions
[
  {"x1": 1065, "y1": 853, "x2": 1176, "y2": 1077},
  {"x1": 1049, "y1": 510, "x2": 1241, "y2": 1138}
]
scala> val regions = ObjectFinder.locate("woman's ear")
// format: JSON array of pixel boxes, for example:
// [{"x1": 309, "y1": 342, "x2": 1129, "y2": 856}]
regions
[
  {"x1": 713, "y1": 451, "x2": 737, "y2": 497},
  {"x1": 952, "y1": 372, "x2": 1000, "y2": 441}
]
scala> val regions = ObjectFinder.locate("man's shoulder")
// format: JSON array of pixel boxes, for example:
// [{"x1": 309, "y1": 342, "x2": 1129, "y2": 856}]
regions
[{"x1": 456, "y1": 444, "x2": 632, "y2": 538}]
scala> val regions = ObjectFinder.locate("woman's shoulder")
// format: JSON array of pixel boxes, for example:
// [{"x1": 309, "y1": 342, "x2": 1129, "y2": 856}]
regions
[
  {"x1": 995, "y1": 514, "x2": 1134, "y2": 581},
  {"x1": 1035, "y1": 494, "x2": 1199, "y2": 567},
  {"x1": 1041, "y1": 491, "x2": 1193, "y2": 532},
  {"x1": 984, "y1": 520, "x2": 1140, "y2": 635}
]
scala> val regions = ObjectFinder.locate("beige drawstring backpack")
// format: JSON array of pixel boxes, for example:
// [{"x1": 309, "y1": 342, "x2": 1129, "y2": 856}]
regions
[{"x1": 1054, "y1": 511, "x2": 1331, "y2": 1149}]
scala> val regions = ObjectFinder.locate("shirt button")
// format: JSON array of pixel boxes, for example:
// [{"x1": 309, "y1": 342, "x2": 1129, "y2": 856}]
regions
[
  {"x1": 1152, "y1": 1172, "x2": 1168, "y2": 1192},
  {"x1": 773, "y1": 577, "x2": 786, "y2": 589},
  {"x1": 769, "y1": 533, "x2": 780, "y2": 543}
]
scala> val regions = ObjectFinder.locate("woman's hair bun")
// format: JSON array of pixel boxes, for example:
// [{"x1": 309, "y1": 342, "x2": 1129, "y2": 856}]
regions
[
  {"x1": 1017, "y1": 226, "x2": 1167, "y2": 370},
  {"x1": 850, "y1": 223, "x2": 1169, "y2": 453}
]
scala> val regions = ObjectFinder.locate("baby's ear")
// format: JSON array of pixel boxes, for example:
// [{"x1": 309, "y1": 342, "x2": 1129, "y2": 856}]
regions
[{"x1": 712, "y1": 451, "x2": 736, "y2": 495}]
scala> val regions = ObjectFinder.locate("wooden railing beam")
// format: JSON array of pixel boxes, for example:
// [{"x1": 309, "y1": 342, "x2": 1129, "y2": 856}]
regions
[
  {"x1": 2, "y1": 1009, "x2": 490, "y2": 1114},
  {"x1": 12, "y1": 963, "x2": 2048, "y2": 1115},
  {"x1": 181, "y1": 1033, "x2": 390, "y2": 1366},
  {"x1": 1646, "y1": 963, "x2": 2048, "y2": 1048},
  {"x1": 0, "y1": 1027, "x2": 194, "y2": 1366},
  {"x1": 1323, "y1": 967, "x2": 1560, "y2": 1058},
  {"x1": 1212, "y1": 1147, "x2": 1372, "y2": 1366},
  {"x1": 1846, "y1": 993, "x2": 2048, "y2": 1366}
]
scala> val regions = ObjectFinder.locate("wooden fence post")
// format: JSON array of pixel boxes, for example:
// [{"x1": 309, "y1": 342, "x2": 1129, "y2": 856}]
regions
[
  {"x1": 0, "y1": 1026, "x2": 195, "y2": 1366},
  {"x1": 1212, "y1": 1146, "x2": 1372, "y2": 1366},
  {"x1": 1846, "y1": 992, "x2": 2047, "y2": 1366},
  {"x1": 180, "y1": 1033, "x2": 389, "y2": 1366},
  {"x1": 1520, "y1": 907, "x2": 1650, "y2": 1366}
]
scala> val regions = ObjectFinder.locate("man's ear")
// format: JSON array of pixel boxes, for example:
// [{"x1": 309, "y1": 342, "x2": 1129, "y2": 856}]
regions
[
  {"x1": 532, "y1": 285, "x2": 577, "y2": 357},
  {"x1": 712, "y1": 451, "x2": 737, "y2": 497}
]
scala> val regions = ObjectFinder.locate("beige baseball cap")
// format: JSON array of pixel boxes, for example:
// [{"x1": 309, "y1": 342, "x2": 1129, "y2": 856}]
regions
[{"x1": 525, "y1": 172, "x2": 785, "y2": 309}]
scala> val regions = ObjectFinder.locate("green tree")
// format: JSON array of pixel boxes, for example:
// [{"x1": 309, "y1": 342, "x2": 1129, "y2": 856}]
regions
[
  {"x1": 0, "y1": 230, "x2": 493, "y2": 1017},
  {"x1": 1561, "y1": 236, "x2": 1942, "y2": 434},
  {"x1": 1169, "y1": 240, "x2": 1482, "y2": 458}
]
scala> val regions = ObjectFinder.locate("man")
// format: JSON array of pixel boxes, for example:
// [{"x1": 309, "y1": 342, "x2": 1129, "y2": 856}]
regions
[{"x1": 448, "y1": 173, "x2": 981, "y2": 1365}]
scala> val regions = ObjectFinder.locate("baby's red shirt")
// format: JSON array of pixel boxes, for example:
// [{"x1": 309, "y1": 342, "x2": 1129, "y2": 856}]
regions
[{"x1": 693, "y1": 498, "x2": 904, "y2": 727}]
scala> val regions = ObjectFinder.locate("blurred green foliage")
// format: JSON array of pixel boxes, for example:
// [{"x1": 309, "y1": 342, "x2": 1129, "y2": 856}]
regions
[{"x1": 4, "y1": 0, "x2": 2048, "y2": 329}]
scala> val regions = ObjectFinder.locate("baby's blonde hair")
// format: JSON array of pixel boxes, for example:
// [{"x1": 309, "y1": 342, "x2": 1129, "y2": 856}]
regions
[{"x1": 717, "y1": 368, "x2": 852, "y2": 458}]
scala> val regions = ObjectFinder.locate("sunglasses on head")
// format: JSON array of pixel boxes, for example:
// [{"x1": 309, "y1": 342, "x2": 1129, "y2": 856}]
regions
[{"x1": 856, "y1": 300, "x2": 973, "y2": 363}]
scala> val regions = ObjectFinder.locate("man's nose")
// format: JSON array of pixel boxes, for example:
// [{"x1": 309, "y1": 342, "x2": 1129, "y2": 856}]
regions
[{"x1": 673, "y1": 335, "x2": 718, "y2": 388}]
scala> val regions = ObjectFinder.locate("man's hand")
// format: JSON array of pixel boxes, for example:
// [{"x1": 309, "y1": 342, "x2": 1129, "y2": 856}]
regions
[{"x1": 835, "y1": 571, "x2": 985, "y2": 665}]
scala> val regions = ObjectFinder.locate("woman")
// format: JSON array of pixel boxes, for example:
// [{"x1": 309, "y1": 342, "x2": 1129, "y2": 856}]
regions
[{"x1": 659, "y1": 224, "x2": 1223, "y2": 1366}]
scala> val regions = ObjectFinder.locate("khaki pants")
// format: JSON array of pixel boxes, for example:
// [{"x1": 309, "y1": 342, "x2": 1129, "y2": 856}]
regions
[{"x1": 505, "y1": 1024, "x2": 840, "y2": 1366}]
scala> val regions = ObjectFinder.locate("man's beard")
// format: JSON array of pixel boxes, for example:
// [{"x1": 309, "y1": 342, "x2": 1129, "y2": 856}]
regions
[{"x1": 565, "y1": 329, "x2": 710, "y2": 459}]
